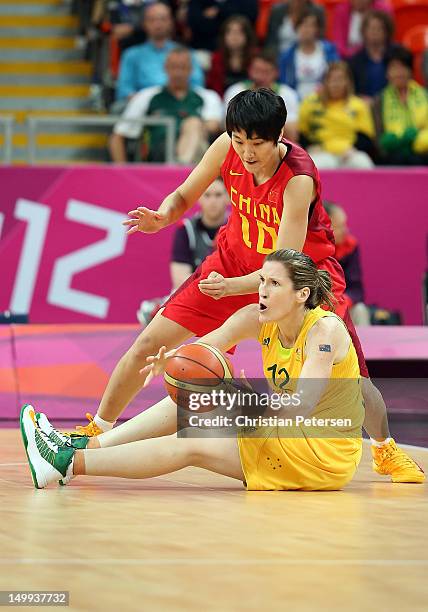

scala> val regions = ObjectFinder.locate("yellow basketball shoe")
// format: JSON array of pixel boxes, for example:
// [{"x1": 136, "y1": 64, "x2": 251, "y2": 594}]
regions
[
  {"x1": 65, "y1": 413, "x2": 103, "y2": 438},
  {"x1": 372, "y1": 439, "x2": 425, "y2": 483}
]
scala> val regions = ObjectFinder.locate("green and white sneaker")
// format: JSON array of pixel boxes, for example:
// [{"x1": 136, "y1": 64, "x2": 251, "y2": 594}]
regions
[
  {"x1": 20, "y1": 404, "x2": 75, "y2": 489},
  {"x1": 35, "y1": 412, "x2": 89, "y2": 485},
  {"x1": 35, "y1": 412, "x2": 89, "y2": 450}
]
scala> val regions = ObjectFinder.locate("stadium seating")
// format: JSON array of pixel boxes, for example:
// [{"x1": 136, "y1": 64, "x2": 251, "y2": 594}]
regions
[
  {"x1": 391, "y1": 0, "x2": 428, "y2": 41},
  {"x1": 402, "y1": 24, "x2": 428, "y2": 84},
  {"x1": 256, "y1": 0, "x2": 276, "y2": 41},
  {"x1": 316, "y1": 0, "x2": 343, "y2": 40}
]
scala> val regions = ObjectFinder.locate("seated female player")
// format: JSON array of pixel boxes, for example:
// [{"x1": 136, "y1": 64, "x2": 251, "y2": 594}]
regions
[{"x1": 21, "y1": 249, "x2": 365, "y2": 491}]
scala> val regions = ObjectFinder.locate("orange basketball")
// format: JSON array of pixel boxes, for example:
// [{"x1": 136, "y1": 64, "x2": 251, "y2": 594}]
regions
[{"x1": 164, "y1": 342, "x2": 234, "y2": 409}]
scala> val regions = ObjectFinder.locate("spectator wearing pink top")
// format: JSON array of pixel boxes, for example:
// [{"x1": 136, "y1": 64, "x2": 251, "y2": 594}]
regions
[{"x1": 332, "y1": 0, "x2": 392, "y2": 59}]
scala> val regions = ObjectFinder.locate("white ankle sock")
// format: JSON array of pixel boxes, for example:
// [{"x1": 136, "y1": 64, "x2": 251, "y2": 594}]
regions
[
  {"x1": 94, "y1": 414, "x2": 115, "y2": 432},
  {"x1": 370, "y1": 437, "x2": 393, "y2": 447}
]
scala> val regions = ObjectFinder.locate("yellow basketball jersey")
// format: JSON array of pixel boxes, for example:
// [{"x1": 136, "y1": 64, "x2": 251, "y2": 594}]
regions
[{"x1": 238, "y1": 307, "x2": 364, "y2": 491}]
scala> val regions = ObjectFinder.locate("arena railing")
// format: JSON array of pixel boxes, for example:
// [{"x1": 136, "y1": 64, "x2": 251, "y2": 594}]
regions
[
  {"x1": 0, "y1": 115, "x2": 15, "y2": 164},
  {"x1": 25, "y1": 115, "x2": 177, "y2": 164}
]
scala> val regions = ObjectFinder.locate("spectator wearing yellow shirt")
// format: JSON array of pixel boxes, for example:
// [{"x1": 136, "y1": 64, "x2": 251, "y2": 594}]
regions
[
  {"x1": 372, "y1": 46, "x2": 428, "y2": 165},
  {"x1": 298, "y1": 61, "x2": 375, "y2": 168}
]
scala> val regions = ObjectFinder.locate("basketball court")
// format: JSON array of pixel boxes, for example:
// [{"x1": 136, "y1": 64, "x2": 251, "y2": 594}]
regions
[{"x1": 1, "y1": 429, "x2": 426, "y2": 611}]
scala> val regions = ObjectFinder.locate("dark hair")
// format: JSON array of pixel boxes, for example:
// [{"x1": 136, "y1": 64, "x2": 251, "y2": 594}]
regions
[
  {"x1": 265, "y1": 249, "x2": 336, "y2": 310},
  {"x1": 226, "y1": 88, "x2": 287, "y2": 142},
  {"x1": 295, "y1": 8, "x2": 323, "y2": 31},
  {"x1": 143, "y1": 1, "x2": 172, "y2": 18},
  {"x1": 250, "y1": 49, "x2": 279, "y2": 70},
  {"x1": 386, "y1": 45, "x2": 414, "y2": 71},
  {"x1": 361, "y1": 10, "x2": 394, "y2": 45},
  {"x1": 219, "y1": 15, "x2": 256, "y2": 72},
  {"x1": 166, "y1": 45, "x2": 191, "y2": 60}
]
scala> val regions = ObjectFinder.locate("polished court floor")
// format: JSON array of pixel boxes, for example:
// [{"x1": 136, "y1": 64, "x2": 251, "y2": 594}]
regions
[{"x1": 0, "y1": 429, "x2": 427, "y2": 612}]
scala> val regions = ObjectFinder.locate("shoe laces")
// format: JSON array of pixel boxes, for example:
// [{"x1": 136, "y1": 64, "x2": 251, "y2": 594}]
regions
[
  {"x1": 376, "y1": 442, "x2": 423, "y2": 472},
  {"x1": 76, "y1": 413, "x2": 100, "y2": 436},
  {"x1": 34, "y1": 424, "x2": 61, "y2": 460}
]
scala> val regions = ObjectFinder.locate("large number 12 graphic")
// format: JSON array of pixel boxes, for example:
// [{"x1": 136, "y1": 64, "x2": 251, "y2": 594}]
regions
[
  {"x1": 6, "y1": 198, "x2": 126, "y2": 318},
  {"x1": 267, "y1": 363, "x2": 290, "y2": 389}
]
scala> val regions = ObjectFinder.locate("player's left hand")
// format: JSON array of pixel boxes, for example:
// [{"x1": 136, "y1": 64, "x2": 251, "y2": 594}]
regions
[{"x1": 198, "y1": 271, "x2": 229, "y2": 300}]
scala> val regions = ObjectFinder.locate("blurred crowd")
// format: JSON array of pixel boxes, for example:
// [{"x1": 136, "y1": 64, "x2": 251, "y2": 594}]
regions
[{"x1": 71, "y1": 0, "x2": 428, "y2": 167}]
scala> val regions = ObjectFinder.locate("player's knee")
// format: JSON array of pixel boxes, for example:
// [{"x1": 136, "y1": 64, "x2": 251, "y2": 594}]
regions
[
  {"x1": 181, "y1": 436, "x2": 206, "y2": 466},
  {"x1": 130, "y1": 330, "x2": 158, "y2": 362}
]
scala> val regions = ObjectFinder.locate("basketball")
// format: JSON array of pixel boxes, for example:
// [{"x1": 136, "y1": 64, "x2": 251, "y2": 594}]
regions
[{"x1": 164, "y1": 342, "x2": 234, "y2": 409}]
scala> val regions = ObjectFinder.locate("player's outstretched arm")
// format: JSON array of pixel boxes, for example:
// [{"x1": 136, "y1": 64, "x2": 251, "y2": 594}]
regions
[
  {"x1": 141, "y1": 304, "x2": 261, "y2": 385},
  {"x1": 198, "y1": 303, "x2": 261, "y2": 353},
  {"x1": 123, "y1": 133, "x2": 231, "y2": 235}
]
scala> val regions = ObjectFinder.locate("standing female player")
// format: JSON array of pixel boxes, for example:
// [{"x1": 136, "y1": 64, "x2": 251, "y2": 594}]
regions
[
  {"x1": 21, "y1": 250, "x2": 366, "y2": 491},
  {"x1": 74, "y1": 88, "x2": 423, "y2": 483}
]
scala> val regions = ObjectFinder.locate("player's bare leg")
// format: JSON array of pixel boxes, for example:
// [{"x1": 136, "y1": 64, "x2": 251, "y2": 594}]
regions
[
  {"x1": 362, "y1": 378, "x2": 425, "y2": 483},
  {"x1": 76, "y1": 309, "x2": 193, "y2": 435},
  {"x1": 86, "y1": 396, "x2": 178, "y2": 449},
  {"x1": 362, "y1": 378, "x2": 390, "y2": 440},
  {"x1": 74, "y1": 434, "x2": 244, "y2": 481},
  {"x1": 21, "y1": 404, "x2": 245, "y2": 488}
]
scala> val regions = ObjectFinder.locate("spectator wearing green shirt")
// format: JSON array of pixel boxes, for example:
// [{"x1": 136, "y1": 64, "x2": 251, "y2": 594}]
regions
[
  {"x1": 373, "y1": 46, "x2": 428, "y2": 165},
  {"x1": 110, "y1": 46, "x2": 223, "y2": 164},
  {"x1": 115, "y1": 2, "x2": 204, "y2": 105}
]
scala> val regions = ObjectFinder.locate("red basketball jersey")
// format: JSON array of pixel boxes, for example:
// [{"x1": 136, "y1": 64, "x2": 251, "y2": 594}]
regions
[{"x1": 220, "y1": 140, "x2": 335, "y2": 272}]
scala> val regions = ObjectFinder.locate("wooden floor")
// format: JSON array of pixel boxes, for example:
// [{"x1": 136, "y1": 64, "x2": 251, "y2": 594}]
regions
[{"x1": 0, "y1": 430, "x2": 427, "y2": 612}]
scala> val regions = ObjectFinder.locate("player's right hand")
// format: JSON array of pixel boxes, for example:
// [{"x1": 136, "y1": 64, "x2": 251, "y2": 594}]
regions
[
  {"x1": 122, "y1": 206, "x2": 168, "y2": 234},
  {"x1": 140, "y1": 345, "x2": 183, "y2": 386}
]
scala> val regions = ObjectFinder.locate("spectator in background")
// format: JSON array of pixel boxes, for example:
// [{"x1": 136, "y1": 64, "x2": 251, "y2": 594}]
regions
[
  {"x1": 206, "y1": 15, "x2": 257, "y2": 97},
  {"x1": 279, "y1": 9, "x2": 338, "y2": 101},
  {"x1": 185, "y1": 0, "x2": 258, "y2": 52},
  {"x1": 224, "y1": 51, "x2": 300, "y2": 142},
  {"x1": 115, "y1": 2, "x2": 204, "y2": 107},
  {"x1": 373, "y1": 46, "x2": 428, "y2": 165},
  {"x1": 324, "y1": 202, "x2": 371, "y2": 326},
  {"x1": 171, "y1": 177, "x2": 229, "y2": 289},
  {"x1": 264, "y1": 0, "x2": 325, "y2": 56},
  {"x1": 107, "y1": 0, "x2": 146, "y2": 52},
  {"x1": 348, "y1": 10, "x2": 397, "y2": 99},
  {"x1": 299, "y1": 62, "x2": 375, "y2": 168},
  {"x1": 332, "y1": 0, "x2": 392, "y2": 59},
  {"x1": 137, "y1": 177, "x2": 229, "y2": 325},
  {"x1": 110, "y1": 46, "x2": 223, "y2": 163}
]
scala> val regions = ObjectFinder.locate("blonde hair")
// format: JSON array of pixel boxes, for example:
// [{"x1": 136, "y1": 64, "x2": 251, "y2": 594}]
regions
[
  {"x1": 320, "y1": 61, "x2": 354, "y2": 103},
  {"x1": 265, "y1": 249, "x2": 336, "y2": 310}
]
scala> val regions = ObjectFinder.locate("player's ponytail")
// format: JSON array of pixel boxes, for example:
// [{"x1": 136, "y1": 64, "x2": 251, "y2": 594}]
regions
[
  {"x1": 314, "y1": 269, "x2": 335, "y2": 310},
  {"x1": 265, "y1": 249, "x2": 336, "y2": 310}
]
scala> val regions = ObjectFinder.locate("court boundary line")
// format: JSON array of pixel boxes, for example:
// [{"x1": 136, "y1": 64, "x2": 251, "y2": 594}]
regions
[{"x1": 0, "y1": 558, "x2": 427, "y2": 566}]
